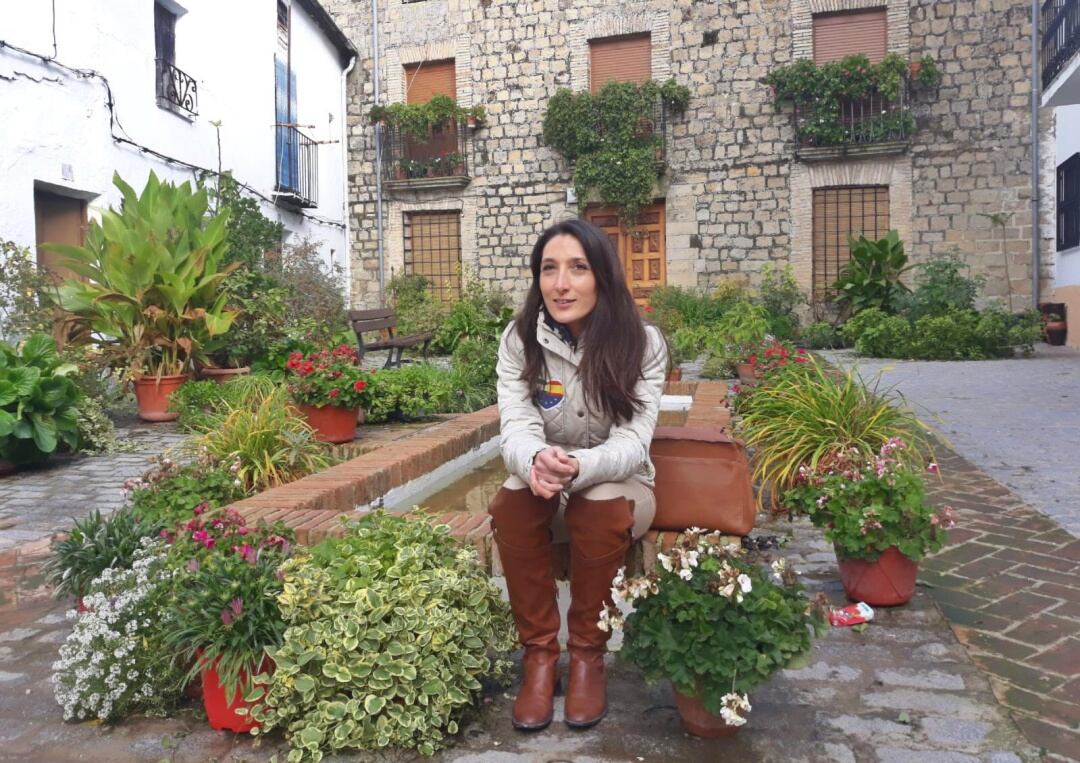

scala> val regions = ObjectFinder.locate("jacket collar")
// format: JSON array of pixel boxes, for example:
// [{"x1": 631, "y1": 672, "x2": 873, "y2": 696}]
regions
[{"x1": 536, "y1": 309, "x2": 582, "y2": 364}]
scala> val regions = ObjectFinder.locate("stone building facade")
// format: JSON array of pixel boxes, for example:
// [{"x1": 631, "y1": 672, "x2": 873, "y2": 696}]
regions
[{"x1": 323, "y1": 0, "x2": 1055, "y2": 313}]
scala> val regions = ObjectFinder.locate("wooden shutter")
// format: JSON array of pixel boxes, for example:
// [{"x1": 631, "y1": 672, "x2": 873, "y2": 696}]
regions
[
  {"x1": 405, "y1": 59, "x2": 456, "y2": 104},
  {"x1": 1059, "y1": 153, "x2": 1080, "y2": 251},
  {"x1": 154, "y1": 3, "x2": 176, "y2": 64},
  {"x1": 589, "y1": 33, "x2": 651, "y2": 93},
  {"x1": 404, "y1": 211, "x2": 462, "y2": 302},
  {"x1": 813, "y1": 8, "x2": 887, "y2": 64},
  {"x1": 812, "y1": 186, "x2": 890, "y2": 303}
]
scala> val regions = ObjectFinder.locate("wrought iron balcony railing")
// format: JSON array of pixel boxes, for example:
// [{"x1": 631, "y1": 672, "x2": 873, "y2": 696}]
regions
[
  {"x1": 1043, "y1": 0, "x2": 1080, "y2": 90},
  {"x1": 155, "y1": 59, "x2": 197, "y2": 118},
  {"x1": 379, "y1": 120, "x2": 470, "y2": 184},
  {"x1": 275, "y1": 125, "x2": 318, "y2": 209},
  {"x1": 792, "y1": 79, "x2": 912, "y2": 152}
]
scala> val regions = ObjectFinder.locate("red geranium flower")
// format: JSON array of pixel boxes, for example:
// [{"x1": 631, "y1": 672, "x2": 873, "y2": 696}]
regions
[{"x1": 354, "y1": 380, "x2": 367, "y2": 392}]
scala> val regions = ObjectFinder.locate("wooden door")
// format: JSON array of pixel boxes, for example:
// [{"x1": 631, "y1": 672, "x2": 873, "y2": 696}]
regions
[
  {"x1": 585, "y1": 202, "x2": 666, "y2": 306},
  {"x1": 34, "y1": 190, "x2": 87, "y2": 283}
]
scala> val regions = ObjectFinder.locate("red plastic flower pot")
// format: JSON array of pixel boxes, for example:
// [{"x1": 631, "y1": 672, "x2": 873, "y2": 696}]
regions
[
  {"x1": 199, "y1": 654, "x2": 272, "y2": 733},
  {"x1": 296, "y1": 403, "x2": 360, "y2": 443},
  {"x1": 836, "y1": 546, "x2": 919, "y2": 606},
  {"x1": 673, "y1": 686, "x2": 741, "y2": 738},
  {"x1": 133, "y1": 374, "x2": 191, "y2": 422}
]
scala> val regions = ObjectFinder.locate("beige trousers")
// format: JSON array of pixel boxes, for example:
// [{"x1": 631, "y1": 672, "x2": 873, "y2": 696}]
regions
[{"x1": 501, "y1": 475, "x2": 656, "y2": 542}]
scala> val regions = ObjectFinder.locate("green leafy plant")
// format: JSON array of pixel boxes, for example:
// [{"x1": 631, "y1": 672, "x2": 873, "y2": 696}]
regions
[
  {"x1": 898, "y1": 250, "x2": 984, "y2": 321},
  {"x1": 736, "y1": 357, "x2": 932, "y2": 507},
  {"x1": 167, "y1": 374, "x2": 279, "y2": 433},
  {"x1": 783, "y1": 439, "x2": 953, "y2": 561},
  {"x1": 799, "y1": 320, "x2": 845, "y2": 350},
  {"x1": 0, "y1": 239, "x2": 57, "y2": 342},
  {"x1": 363, "y1": 364, "x2": 455, "y2": 423},
  {"x1": 49, "y1": 172, "x2": 239, "y2": 378},
  {"x1": 602, "y1": 530, "x2": 826, "y2": 725},
  {"x1": 52, "y1": 540, "x2": 185, "y2": 722},
  {"x1": 757, "y1": 263, "x2": 805, "y2": 339},
  {"x1": 161, "y1": 506, "x2": 294, "y2": 700},
  {"x1": 543, "y1": 79, "x2": 690, "y2": 227},
  {"x1": 185, "y1": 385, "x2": 331, "y2": 491},
  {"x1": 704, "y1": 299, "x2": 770, "y2": 365},
  {"x1": 833, "y1": 230, "x2": 913, "y2": 317},
  {"x1": 44, "y1": 509, "x2": 159, "y2": 599},
  {"x1": 285, "y1": 345, "x2": 373, "y2": 410},
  {"x1": 211, "y1": 172, "x2": 284, "y2": 271},
  {"x1": 388, "y1": 273, "x2": 443, "y2": 337},
  {"x1": 249, "y1": 512, "x2": 515, "y2": 760},
  {"x1": 373, "y1": 95, "x2": 481, "y2": 139},
  {"x1": 446, "y1": 335, "x2": 498, "y2": 412},
  {"x1": 0, "y1": 334, "x2": 82, "y2": 464},
  {"x1": 126, "y1": 457, "x2": 248, "y2": 529},
  {"x1": 842, "y1": 306, "x2": 1040, "y2": 360}
]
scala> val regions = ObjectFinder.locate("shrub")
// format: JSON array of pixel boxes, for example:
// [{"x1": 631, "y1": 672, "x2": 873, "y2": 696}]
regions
[
  {"x1": 271, "y1": 239, "x2": 350, "y2": 347},
  {"x1": 447, "y1": 336, "x2": 498, "y2": 412},
  {"x1": 187, "y1": 385, "x2": 331, "y2": 491},
  {"x1": 209, "y1": 268, "x2": 293, "y2": 368},
  {"x1": 213, "y1": 172, "x2": 284, "y2": 271},
  {"x1": 364, "y1": 364, "x2": 455, "y2": 423},
  {"x1": 758, "y1": 263, "x2": 804, "y2": 340},
  {"x1": 647, "y1": 285, "x2": 729, "y2": 331},
  {"x1": 854, "y1": 313, "x2": 914, "y2": 358},
  {"x1": 0, "y1": 335, "x2": 82, "y2": 464},
  {"x1": 388, "y1": 273, "x2": 443, "y2": 337},
  {"x1": 168, "y1": 375, "x2": 279, "y2": 433},
  {"x1": 832, "y1": 230, "x2": 913, "y2": 317},
  {"x1": 250, "y1": 513, "x2": 516, "y2": 759},
  {"x1": 44, "y1": 509, "x2": 159, "y2": 600},
  {"x1": 433, "y1": 290, "x2": 512, "y2": 355},
  {"x1": 840, "y1": 307, "x2": 888, "y2": 346},
  {"x1": 799, "y1": 320, "x2": 844, "y2": 350},
  {"x1": 51, "y1": 540, "x2": 184, "y2": 722},
  {"x1": 899, "y1": 251, "x2": 984, "y2": 321},
  {"x1": 736, "y1": 357, "x2": 933, "y2": 506},
  {"x1": 0, "y1": 239, "x2": 56, "y2": 342}
]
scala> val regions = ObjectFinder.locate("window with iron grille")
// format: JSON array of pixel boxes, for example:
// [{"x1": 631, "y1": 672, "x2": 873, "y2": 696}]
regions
[
  {"x1": 1058, "y1": 153, "x2": 1080, "y2": 251},
  {"x1": 404, "y1": 211, "x2": 462, "y2": 301},
  {"x1": 812, "y1": 186, "x2": 890, "y2": 303}
]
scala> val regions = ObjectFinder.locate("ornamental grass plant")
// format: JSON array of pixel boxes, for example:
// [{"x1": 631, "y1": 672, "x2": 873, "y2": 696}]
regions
[
  {"x1": 736, "y1": 357, "x2": 932, "y2": 507},
  {"x1": 44, "y1": 509, "x2": 160, "y2": 600},
  {"x1": 250, "y1": 512, "x2": 515, "y2": 760},
  {"x1": 601, "y1": 529, "x2": 827, "y2": 727},
  {"x1": 783, "y1": 439, "x2": 954, "y2": 562}
]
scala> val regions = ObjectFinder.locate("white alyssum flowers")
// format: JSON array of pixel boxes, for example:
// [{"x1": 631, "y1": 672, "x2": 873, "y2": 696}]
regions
[
  {"x1": 719, "y1": 692, "x2": 752, "y2": 726},
  {"x1": 51, "y1": 540, "x2": 181, "y2": 722}
]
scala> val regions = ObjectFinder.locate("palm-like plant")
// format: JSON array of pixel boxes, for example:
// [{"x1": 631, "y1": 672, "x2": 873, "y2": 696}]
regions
[
  {"x1": 47, "y1": 172, "x2": 239, "y2": 378},
  {"x1": 736, "y1": 358, "x2": 933, "y2": 508}
]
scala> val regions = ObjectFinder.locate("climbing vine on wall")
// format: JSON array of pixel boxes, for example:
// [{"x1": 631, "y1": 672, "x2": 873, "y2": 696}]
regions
[{"x1": 542, "y1": 79, "x2": 690, "y2": 228}]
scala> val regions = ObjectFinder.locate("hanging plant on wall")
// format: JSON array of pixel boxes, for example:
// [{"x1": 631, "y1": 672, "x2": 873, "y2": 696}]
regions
[
  {"x1": 369, "y1": 96, "x2": 486, "y2": 139},
  {"x1": 765, "y1": 53, "x2": 941, "y2": 147},
  {"x1": 542, "y1": 79, "x2": 691, "y2": 228}
]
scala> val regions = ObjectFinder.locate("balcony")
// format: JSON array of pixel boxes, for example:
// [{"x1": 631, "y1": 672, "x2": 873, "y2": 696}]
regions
[
  {"x1": 155, "y1": 59, "x2": 197, "y2": 118},
  {"x1": 792, "y1": 80, "x2": 913, "y2": 162},
  {"x1": 379, "y1": 120, "x2": 472, "y2": 191},
  {"x1": 275, "y1": 125, "x2": 318, "y2": 209},
  {"x1": 1042, "y1": 0, "x2": 1080, "y2": 106}
]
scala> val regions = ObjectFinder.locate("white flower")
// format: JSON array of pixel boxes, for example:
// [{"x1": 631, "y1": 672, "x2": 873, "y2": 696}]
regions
[
  {"x1": 678, "y1": 568, "x2": 693, "y2": 581},
  {"x1": 719, "y1": 692, "x2": 751, "y2": 726},
  {"x1": 657, "y1": 553, "x2": 673, "y2": 573},
  {"x1": 737, "y1": 574, "x2": 752, "y2": 594}
]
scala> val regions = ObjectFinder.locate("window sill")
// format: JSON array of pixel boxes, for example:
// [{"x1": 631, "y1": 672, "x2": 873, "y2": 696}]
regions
[
  {"x1": 795, "y1": 140, "x2": 908, "y2": 163},
  {"x1": 156, "y1": 97, "x2": 196, "y2": 122},
  {"x1": 385, "y1": 175, "x2": 471, "y2": 192}
]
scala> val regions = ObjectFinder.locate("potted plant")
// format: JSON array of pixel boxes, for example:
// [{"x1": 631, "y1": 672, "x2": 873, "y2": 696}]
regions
[
  {"x1": 465, "y1": 105, "x2": 486, "y2": 129},
  {"x1": 745, "y1": 338, "x2": 810, "y2": 383},
  {"x1": 285, "y1": 345, "x2": 373, "y2": 443},
  {"x1": 666, "y1": 325, "x2": 705, "y2": 382},
  {"x1": 783, "y1": 439, "x2": 954, "y2": 606},
  {"x1": 703, "y1": 300, "x2": 769, "y2": 383},
  {"x1": 161, "y1": 507, "x2": 294, "y2": 733},
  {"x1": 1044, "y1": 312, "x2": 1067, "y2": 346},
  {"x1": 601, "y1": 529, "x2": 826, "y2": 736},
  {"x1": 49, "y1": 172, "x2": 238, "y2": 421}
]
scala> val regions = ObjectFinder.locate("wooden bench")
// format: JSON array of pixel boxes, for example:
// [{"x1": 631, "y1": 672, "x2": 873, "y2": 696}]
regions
[{"x1": 349, "y1": 308, "x2": 433, "y2": 369}]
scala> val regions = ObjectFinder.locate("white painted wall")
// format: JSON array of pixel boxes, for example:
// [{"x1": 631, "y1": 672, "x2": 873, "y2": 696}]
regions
[
  {"x1": 0, "y1": 0, "x2": 352, "y2": 279},
  {"x1": 1054, "y1": 104, "x2": 1080, "y2": 287}
]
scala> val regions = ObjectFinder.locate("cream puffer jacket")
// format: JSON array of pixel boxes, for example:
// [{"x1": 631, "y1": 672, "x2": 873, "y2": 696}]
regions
[{"x1": 496, "y1": 313, "x2": 667, "y2": 492}]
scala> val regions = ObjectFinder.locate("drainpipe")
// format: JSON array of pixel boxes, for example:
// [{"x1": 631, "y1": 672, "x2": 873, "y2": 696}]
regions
[
  {"x1": 1031, "y1": 0, "x2": 1041, "y2": 309},
  {"x1": 342, "y1": 52, "x2": 357, "y2": 306},
  {"x1": 372, "y1": 0, "x2": 386, "y2": 303}
]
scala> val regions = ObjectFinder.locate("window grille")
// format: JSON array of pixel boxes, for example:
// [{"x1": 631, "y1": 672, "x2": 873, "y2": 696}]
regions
[
  {"x1": 812, "y1": 186, "x2": 890, "y2": 303},
  {"x1": 404, "y1": 211, "x2": 462, "y2": 302},
  {"x1": 1059, "y1": 153, "x2": 1080, "y2": 251}
]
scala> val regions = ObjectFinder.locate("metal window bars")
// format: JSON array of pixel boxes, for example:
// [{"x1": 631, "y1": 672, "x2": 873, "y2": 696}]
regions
[
  {"x1": 793, "y1": 79, "x2": 911, "y2": 148},
  {"x1": 275, "y1": 124, "x2": 318, "y2": 209},
  {"x1": 1042, "y1": 0, "x2": 1080, "y2": 90},
  {"x1": 155, "y1": 58, "x2": 198, "y2": 117}
]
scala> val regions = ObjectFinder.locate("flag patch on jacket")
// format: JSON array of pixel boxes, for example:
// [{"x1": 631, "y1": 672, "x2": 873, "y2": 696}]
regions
[{"x1": 536, "y1": 379, "x2": 565, "y2": 410}]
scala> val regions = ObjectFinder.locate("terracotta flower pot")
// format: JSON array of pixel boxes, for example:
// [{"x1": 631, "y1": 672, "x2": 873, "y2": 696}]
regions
[
  {"x1": 836, "y1": 546, "x2": 918, "y2": 606},
  {"x1": 297, "y1": 402, "x2": 360, "y2": 443},
  {"x1": 734, "y1": 362, "x2": 757, "y2": 384},
  {"x1": 199, "y1": 654, "x2": 272, "y2": 733},
  {"x1": 199, "y1": 366, "x2": 250, "y2": 384},
  {"x1": 1045, "y1": 320, "x2": 1067, "y2": 346},
  {"x1": 673, "y1": 686, "x2": 740, "y2": 738},
  {"x1": 133, "y1": 374, "x2": 191, "y2": 422}
]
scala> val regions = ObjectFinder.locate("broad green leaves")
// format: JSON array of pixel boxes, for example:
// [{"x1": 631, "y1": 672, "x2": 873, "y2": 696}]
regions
[{"x1": 0, "y1": 336, "x2": 81, "y2": 464}]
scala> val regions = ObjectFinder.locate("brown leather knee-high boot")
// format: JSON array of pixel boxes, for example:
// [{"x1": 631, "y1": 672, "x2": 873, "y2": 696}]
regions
[
  {"x1": 562, "y1": 494, "x2": 634, "y2": 728},
  {"x1": 488, "y1": 487, "x2": 561, "y2": 731}
]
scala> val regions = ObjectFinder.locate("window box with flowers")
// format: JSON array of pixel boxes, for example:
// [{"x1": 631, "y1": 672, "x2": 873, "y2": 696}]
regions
[
  {"x1": 783, "y1": 438, "x2": 954, "y2": 606},
  {"x1": 285, "y1": 346, "x2": 374, "y2": 443},
  {"x1": 600, "y1": 530, "x2": 827, "y2": 736}
]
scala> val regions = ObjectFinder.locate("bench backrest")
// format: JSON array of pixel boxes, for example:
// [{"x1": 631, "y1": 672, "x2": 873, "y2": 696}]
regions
[{"x1": 349, "y1": 308, "x2": 397, "y2": 335}]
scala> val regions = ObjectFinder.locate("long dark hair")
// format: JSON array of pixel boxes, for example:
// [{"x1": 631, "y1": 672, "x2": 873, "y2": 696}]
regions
[{"x1": 516, "y1": 218, "x2": 648, "y2": 423}]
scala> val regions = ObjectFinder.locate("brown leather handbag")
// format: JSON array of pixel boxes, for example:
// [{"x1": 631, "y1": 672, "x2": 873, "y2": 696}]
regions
[{"x1": 648, "y1": 426, "x2": 757, "y2": 535}]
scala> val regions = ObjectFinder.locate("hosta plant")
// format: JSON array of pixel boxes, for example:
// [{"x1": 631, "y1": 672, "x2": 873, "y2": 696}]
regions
[
  {"x1": 0, "y1": 335, "x2": 82, "y2": 464},
  {"x1": 601, "y1": 529, "x2": 827, "y2": 725},
  {"x1": 51, "y1": 540, "x2": 184, "y2": 722},
  {"x1": 782, "y1": 439, "x2": 954, "y2": 561},
  {"x1": 250, "y1": 512, "x2": 516, "y2": 760}
]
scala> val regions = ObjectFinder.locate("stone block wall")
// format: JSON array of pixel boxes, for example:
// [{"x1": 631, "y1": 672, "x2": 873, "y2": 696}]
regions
[{"x1": 326, "y1": 0, "x2": 1053, "y2": 309}]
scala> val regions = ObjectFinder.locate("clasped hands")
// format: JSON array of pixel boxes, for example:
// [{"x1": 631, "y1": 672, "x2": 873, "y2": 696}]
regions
[{"x1": 529, "y1": 446, "x2": 579, "y2": 499}]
